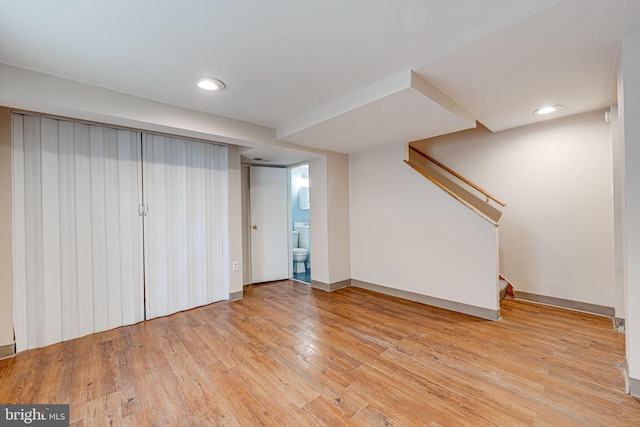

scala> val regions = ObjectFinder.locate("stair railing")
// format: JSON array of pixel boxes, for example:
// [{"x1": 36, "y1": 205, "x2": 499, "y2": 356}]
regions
[
  {"x1": 409, "y1": 145, "x2": 505, "y2": 206},
  {"x1": 405, "y1": 144, "x2": 505, "y2": 225}
]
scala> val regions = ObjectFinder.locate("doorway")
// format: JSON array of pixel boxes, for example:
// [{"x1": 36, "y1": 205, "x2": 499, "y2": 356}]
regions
[{"x1": 290, "y1": 165, "x2": 310, "y2": 283}]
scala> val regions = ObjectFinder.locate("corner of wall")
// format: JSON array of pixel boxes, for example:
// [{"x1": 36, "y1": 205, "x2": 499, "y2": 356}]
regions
[
  {"x1": 308, "y1": 156, "x2": 329, "y2": 283},
  {"x1": 326, "y1": 152, "x2": 351, "y2": 283},
  {"x1": 308, "y1": 152, "x2": 352, "y2": 285},
  {"x1": 227, "y1": 145, "x2": 244, "y2": 294},
  {"x1": 310, "y1": 279, "x2": 351, "y2": 292},
  {"x1": 0, "y1": 106, "x2": 14, "y2": 348},
  {"x1": 620, "y1": 31, "x2": 640, "y2": 384}
]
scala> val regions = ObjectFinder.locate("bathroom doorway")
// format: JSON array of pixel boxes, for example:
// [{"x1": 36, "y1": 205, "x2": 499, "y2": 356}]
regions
[{"x1": 290, "y1": 164, "x2": 310, "y2": 284}]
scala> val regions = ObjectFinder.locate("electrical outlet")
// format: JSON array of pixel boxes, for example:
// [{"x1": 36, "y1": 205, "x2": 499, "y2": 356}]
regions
[{"x1": 232, "y1": 261, "x2": 239, "y2": 271}]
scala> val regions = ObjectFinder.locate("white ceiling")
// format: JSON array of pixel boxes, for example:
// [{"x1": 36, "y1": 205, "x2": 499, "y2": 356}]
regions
[{"x1": 1, "y1": 0, "x2": 639, "y2": 162}]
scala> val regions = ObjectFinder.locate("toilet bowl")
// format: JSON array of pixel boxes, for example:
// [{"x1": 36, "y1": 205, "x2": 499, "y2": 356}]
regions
[
  {"x1": 292, "y1": 248, "x2": 310, "y2": 273},
  {"x1": 291, "y1": 230, "x2": 309, "y2": 274}
]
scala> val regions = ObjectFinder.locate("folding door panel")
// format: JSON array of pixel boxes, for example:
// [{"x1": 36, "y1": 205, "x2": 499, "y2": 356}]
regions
[
  {"x1": 143, "y1": 134, "x2": 228, "y2": 319},
  {"x1": 12, "y1": 114, "x2": 144, "y2": 351}
]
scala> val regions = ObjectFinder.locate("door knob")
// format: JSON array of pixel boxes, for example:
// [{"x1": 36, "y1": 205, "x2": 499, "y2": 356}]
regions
[{"x1": 252, "y1": 224, "x2": 258, "y2": 230}]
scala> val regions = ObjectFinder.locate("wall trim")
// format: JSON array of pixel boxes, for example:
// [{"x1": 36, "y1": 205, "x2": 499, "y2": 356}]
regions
[
  {"x1": 621, "y1": 359, "x2": 640, "y2": 398},
  {"x1": 0, "y1": 342, "x2": 15, "y2": 360},
  {"x1": 310, "y1": 279, "x2": 351, "y2": 292},
  {"x1": 229, "y1": 291, "x2": 243, "y2": 301},
  {"x1": 515, "y1": 291, "x2": 614, "y2": 317},
  {"x1": 630, "y1": 377, "x2": 640, "y2": 398},
  {"x1": 351, "y1": 279, "x2": 501, "y2": 321}
]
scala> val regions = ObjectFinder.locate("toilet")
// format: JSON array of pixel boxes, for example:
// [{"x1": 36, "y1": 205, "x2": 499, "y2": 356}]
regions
[{"x1": 291, "y1": 230, "x2": 309, "y2": 274}]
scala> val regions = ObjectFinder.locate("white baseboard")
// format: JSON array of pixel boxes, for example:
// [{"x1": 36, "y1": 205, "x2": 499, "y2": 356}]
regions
[
  {"x1": 515, "y1": 291, "x2": 614, "y2": 317},
  {"x1": 310, "y1": 279, "x2": 351, "y2": 291},
  {"x1": 351, "y1": 279, "x2": 501, "y2": 321}
]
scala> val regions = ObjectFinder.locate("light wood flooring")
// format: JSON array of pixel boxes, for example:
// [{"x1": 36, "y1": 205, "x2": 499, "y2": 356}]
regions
[{"x1": 1, "y1": 280, "x2": 639, "y2": 426}]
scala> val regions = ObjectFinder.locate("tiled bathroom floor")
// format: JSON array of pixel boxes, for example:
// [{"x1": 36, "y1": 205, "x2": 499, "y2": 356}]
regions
[{"x1": 293, "y1": 268, "x2": 311, "y2": 284}]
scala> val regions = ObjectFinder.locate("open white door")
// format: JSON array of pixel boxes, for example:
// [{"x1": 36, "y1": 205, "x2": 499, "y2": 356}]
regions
[{"x1": 250, "y1": 166, "x2": 289, "y2": 283}]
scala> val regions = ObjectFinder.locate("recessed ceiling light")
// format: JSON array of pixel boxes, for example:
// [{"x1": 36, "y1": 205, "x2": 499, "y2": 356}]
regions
[
  {"x1": 534, "y1": 105, "x2": 563, "y2": 115},
  {"x1": 196, "y1": 78, "x2": 225, "y2": 91}
]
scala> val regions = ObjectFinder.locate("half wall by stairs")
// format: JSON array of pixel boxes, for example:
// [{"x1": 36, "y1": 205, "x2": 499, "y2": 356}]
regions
[
  {"x1": 405, "y1": 142, "x2": 507, "y2": 305},
  {"x1": 348, "y1": 141, "x2": 503, "y2": 321}
]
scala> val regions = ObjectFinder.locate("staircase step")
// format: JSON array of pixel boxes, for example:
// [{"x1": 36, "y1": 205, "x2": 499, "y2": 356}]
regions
[{"x1": 499, "y1": 278, "x2": 510, "y2": 301}]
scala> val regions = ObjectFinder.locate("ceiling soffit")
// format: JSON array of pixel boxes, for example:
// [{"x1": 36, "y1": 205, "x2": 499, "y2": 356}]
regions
[{"x1": 279, "y1": 70, "x2": 476, "y2": 154}]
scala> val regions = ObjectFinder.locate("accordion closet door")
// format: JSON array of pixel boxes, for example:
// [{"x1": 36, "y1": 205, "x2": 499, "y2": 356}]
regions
[
  {"x1": 142, "y1": 134, "x2": 229, "y2": 320},
  {"x1": 12, "y1": 115, "x2": 229, "y2": 352},
  {"x1": 12, "y1": 114, "x2": 144, "y2": 352}
]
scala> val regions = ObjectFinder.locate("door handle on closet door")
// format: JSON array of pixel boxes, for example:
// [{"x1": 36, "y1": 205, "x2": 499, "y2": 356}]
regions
[
  {"x1": 138, "y1": 203, "x2": 149, "y2": 216},
  {"x1": 252, "y1": 225, "x2": 258, "y2": 230}
]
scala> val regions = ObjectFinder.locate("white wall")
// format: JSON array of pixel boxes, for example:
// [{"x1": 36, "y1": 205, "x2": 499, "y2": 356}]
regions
[
  {"x1": 227, "y1": 145, "x2": 244, "y2": 295},
  {"x1": 619, "y1": 32, "x2": 640, "y2": 390},
  {"x1": 309, "y1": 156, "x2": 330, "y2": 284},
  {"x1": 241, "y1": 166, "x2": 252, "y2": 285},
  {"x1": 0, "y1": 108, "x2": 12, "y2": 350},
  {"x1": 309, "y1": 153, "x2": 352, "y2": 286},
  {"x1": 0, "y1": 64, "x2": 278, "y2": 148},
  {"x1": 349, "y1": 142, "x2": 498, "y2": 311},
  {"x1": 414, "y1": 110, "x2": 615, "y2": 308},
  {"x1": 326, "y1": 153, "x2": 352, "y2": 284},
  {"x1": 611, "y1": 105, "x2": 626, "y2": 320}
]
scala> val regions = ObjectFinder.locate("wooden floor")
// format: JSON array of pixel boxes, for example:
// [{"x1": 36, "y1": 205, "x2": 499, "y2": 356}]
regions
[{"x1": 1, "y1": 281, "x2": 639, "y2": 426}]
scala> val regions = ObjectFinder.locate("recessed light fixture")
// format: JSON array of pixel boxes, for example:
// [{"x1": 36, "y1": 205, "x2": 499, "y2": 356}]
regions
[
  {"x1": 196, "y1": 78, "x2": 225, "y2": 91},
  {"x1": 534, "y1": 105, "x2": 563, "y2": 115}
]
